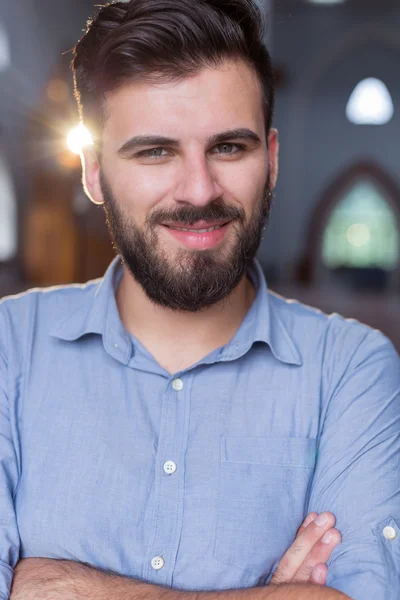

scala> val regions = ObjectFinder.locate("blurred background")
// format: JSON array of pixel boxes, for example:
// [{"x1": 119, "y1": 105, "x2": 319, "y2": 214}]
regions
[{"x1": 0, "y1": 0, "x2": 399, "y2": 351}]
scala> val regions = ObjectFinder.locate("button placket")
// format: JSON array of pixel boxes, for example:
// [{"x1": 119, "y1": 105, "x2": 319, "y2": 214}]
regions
[{"x1": 143, "y1": 374, "x2": 189, "y2": 585}]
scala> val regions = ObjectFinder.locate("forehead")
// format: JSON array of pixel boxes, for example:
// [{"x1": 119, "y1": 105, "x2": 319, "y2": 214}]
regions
[{"x1": 102, "y1": 59, "x2": 265, "y2": 147}]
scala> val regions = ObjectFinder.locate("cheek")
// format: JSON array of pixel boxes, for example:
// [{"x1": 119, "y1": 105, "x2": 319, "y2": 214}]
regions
[
  {"x1": 111, "y1": 164, "x2": 170, "y2": 213},
  {"x1": 217, "y1": 163, "x2": 267, "y2": 212}
]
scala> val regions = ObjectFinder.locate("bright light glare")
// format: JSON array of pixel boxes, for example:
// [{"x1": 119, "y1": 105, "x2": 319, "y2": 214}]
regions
[
  {"x1": 346, "y1": 223, "x2": 371, "y2": 247},
  {"x1": 346, "y1": 78, "x2": 394, "y2": 125},
  {"x1": 67, "y1": 124, "x2": 93, "y2": 154}
]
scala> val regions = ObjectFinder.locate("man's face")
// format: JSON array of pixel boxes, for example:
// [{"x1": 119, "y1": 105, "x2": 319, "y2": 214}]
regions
[{"x1": 84, "y1": 58, "x2": 278, "y2": 312}]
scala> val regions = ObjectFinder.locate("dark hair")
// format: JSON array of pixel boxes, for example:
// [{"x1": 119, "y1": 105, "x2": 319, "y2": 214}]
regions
[{"x1": 72, "y1": 0, "x2": 275, "y2": 147}]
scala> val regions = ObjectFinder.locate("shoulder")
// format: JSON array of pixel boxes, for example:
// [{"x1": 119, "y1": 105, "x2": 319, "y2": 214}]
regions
[
  {"x1": 267, "y1": 289, "x2": 398, "y2": 366},
  {"x1": 267, "y1": 291, "x2": 399, "y2": 409},
  {"x1": 0, "y1": 278, "x2": 101, "y2": 345}
]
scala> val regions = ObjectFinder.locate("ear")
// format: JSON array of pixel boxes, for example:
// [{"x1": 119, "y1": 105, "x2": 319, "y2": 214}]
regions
[
  {"x1": 80, "y1": 146, "x2": 104, "y2": 206},
  {"x1": 267, "y1": 128, "x2": 279, "y2": 190}
]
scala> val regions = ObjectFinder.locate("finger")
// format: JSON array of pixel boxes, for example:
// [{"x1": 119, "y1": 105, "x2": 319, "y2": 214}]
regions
[
  {"x1": 271, "y1": 512, "x2": 336, "y2": 583},
  {"x1": 296, "y1": 513, "x2": 318, "y2": 537},
  {"x1": 291, "y1": 527, "x2": 341, "y2": 583},
  {"x1": 310, "y1": 527, "x2": 342, "y2": 564},
  {"x1": 309, "y1": 563, "x2": 328, "y2": 586}
]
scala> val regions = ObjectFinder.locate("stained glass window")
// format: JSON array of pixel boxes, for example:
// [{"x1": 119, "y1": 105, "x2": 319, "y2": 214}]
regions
[{"x1": 322, "y1": 179, "x2": 399, "y2": 270}]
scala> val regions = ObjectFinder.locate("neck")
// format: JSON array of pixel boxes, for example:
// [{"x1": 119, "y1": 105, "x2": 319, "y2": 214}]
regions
[{"x1": 115, "y1": 263, "x2": 257, "y2": 355}]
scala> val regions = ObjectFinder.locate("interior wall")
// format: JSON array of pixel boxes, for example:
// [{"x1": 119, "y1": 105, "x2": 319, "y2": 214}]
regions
[
  {"x1": 0, "y1": 0, "x2": 95, "y2": 225},
  {"x1": 259, "y1": 1, "x2": 400, "y2": 280}
]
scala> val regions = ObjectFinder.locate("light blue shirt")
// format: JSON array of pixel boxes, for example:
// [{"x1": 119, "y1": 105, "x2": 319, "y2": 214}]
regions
[{"x1": 0, "y1": 256, "x2": 399, "y2": 600}]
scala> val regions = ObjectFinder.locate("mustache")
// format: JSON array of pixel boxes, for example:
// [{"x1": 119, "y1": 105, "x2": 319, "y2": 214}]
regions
[{"x1": 147, "y1": 204, "x2": 244, "y2": 227}]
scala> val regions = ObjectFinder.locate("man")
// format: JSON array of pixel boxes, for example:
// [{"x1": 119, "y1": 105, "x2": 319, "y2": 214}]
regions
[{"x1": 1, "y1": 0, "x2": 399, "y2": 598}]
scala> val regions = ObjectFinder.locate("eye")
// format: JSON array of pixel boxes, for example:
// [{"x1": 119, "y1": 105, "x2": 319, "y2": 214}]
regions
[
  {"x1": 213, "y1": 143, "x2": 245, "y2": 155},
  {"x1": 137, "y1": 147, "x2": 171, "y2": 159}
]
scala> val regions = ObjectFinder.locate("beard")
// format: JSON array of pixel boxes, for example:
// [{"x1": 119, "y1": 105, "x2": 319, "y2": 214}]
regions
[{"x1": 100, "y1": 171, "x2": 273, "y2": 313}]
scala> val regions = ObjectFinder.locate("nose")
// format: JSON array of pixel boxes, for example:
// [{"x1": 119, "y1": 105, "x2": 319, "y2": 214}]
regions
[{"x1": 173, "y1": 154, "x2": 223, "y2": 207}]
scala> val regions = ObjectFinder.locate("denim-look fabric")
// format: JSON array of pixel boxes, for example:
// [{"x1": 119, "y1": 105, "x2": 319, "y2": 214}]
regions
[{"x1": 0, "y1": 255, "x2": 399, "y2": 599}]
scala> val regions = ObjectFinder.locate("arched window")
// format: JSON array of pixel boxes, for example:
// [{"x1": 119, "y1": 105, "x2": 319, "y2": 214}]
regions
[
  {"x1": 346, "y1": 78, "x2": 394, "y2": 125},
  {"x1": 322, "y1": 179, "x2": 399, "y2": 270},
  {"x1": 0, "y1": 153, "x2": 17, "y2": 261},
  {"x1": 0, "y1": 20, "x2": 15, "y2": 262},
  {"x1": 0, "y1": 22, "x2": 11, "y2": 73},
  {"x1": 299, "y1": 163, "x2": 400, "y2": 288}
]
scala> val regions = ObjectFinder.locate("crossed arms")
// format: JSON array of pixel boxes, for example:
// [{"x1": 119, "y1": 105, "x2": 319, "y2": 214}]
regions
[
  {"x1": 10, "y1": 509, "x2": 350, "y2": 599},
  {"x1": 10, "y1": 555, "x2": 350, "y2": 600}
]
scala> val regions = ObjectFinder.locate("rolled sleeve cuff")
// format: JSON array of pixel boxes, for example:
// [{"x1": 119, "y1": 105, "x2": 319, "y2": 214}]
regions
[{"x1": 327, "y1": 516, "x2": 400, "y2": 600}]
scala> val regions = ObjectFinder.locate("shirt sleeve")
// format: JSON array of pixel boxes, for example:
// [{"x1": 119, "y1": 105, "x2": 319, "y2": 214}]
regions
[
  {"x1": 0, "y1": 305, "x2": 21, "y2": 599},
  {"x1": 306, "y1": 328, "x2": 400, "y2": 600}
]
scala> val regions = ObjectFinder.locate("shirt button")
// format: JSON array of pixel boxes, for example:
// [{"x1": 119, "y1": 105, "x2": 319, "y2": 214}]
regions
[
  {"x1": 383, "y1": 526, "x2": 397, "y2": 540},
  {"x1": 151, "y1": 556, "x2": 165, "y2": 570},
  {"x1": 172, "y1": 378, "x2": 183, "y2": 391},
  {"x1": 163, "y1": 460, "x2": 177, "y2": 474}
]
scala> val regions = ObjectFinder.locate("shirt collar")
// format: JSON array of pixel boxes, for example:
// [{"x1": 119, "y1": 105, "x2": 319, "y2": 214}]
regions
[
  {"x1": 50, "y1": 256, "x2": 132, "y2": 364},
  {"x1": 50, "y1": 255, "x2": 302, "y2": 367},
  {"x1": 219, "y1": 259, "x2": 302, "y2": 366}
]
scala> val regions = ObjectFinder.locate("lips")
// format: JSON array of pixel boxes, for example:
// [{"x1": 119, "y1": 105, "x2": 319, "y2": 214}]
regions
[
  {"x1": 162, "y1": 219, "x2": 231, "y2": 230},
  {"x1": 162, "y1": 220, "x2": 231, "y2": 249}
]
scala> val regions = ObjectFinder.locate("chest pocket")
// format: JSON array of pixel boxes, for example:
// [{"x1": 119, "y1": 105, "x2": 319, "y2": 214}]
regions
[{"x1": 213, "y1": 436, "x2": 317, "y2": 579}]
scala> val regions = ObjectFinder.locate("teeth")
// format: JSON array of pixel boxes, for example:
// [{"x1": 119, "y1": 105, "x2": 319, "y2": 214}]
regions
[{"x1": 169, "y1": 225, "x2": 223, "y2": 233}]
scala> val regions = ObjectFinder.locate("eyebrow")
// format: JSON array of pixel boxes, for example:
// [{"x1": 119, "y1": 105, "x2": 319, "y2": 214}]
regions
[{"x1": 117, "y1": 128, "x2": 263, "y2": 156}]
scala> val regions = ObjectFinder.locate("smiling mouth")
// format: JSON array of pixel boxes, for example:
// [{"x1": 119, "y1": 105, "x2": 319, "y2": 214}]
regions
[
  {"x1": 160, "y1": 220, "x2": 232, "y2": 250},
  {"x1": 163, "y1": 223, "x2": 230, "y2": 233}
]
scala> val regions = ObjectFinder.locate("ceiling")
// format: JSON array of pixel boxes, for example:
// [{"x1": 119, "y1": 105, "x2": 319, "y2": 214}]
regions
[{"x1": 275, "y1": 0, "x2": 399, "y2": 8}]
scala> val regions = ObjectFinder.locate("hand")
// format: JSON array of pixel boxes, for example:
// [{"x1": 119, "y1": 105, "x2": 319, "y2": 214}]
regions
[{"x1": 270, "y1": 512, "x2": 341, "y2": 587}]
